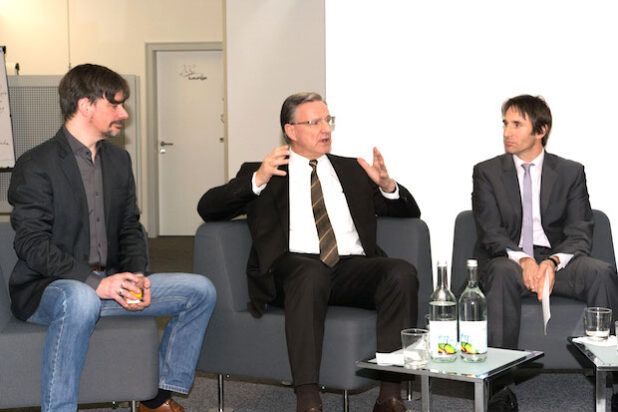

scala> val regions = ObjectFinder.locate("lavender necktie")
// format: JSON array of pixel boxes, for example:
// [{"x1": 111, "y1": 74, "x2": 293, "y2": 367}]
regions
[{"x1": 521, "y1": 163, "x2": 534, "y2": 256}]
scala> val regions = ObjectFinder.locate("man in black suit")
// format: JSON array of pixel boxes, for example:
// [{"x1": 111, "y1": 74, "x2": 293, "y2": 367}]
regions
[
  {"x1": 472, "y1": 94, "x2": 618, "y2": 349},
  {"x1": 8, "y1": 64, "x2": 216, "y2": 412},
  {"x1": 199, "y1": 92, "x2": 420, "y2": 412}
]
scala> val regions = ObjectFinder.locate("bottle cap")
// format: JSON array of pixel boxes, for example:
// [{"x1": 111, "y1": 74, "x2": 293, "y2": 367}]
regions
[{"x1": 466, "y1": 259, "x2": 478, "y2": 267}]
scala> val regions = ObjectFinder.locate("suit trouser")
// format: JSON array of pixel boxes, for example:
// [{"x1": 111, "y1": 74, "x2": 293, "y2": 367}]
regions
[
  {"x1": 481, "y1": 250, "x2": 618, "y2": 349},
  {"x1": 271, "y1": 253, "x2": 419, "y2": 386}
]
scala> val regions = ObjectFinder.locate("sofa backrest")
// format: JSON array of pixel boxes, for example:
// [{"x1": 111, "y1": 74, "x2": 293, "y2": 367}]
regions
[
  {"x1": 376, "y1": 217, "x2": 433, "y2": 325},
  {"x1": 0, "y1": 222, "x2": 17, "y2": 291},
  {"x1": 194, "y1": 220, "x2": 253, "y2": 312},
  {"x1": 0, "y1": 265, "x2": 10, "y2": 329},
  {"x1": 591, "y1": 210, "x2": 616, "y2": 266},
  {"x1": 0, "y1": 223, "x2": 16, "y2": 328}
]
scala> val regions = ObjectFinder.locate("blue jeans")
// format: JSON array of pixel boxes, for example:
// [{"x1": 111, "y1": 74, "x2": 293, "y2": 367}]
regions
[{"x1": 27, "y1": 273, "x2": 216, "y2": 412}]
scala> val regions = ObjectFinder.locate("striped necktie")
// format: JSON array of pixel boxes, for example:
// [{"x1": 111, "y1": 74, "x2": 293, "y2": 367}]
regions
[{"x1": 309, "y1": 159, "x2": 339, "y2": 267}]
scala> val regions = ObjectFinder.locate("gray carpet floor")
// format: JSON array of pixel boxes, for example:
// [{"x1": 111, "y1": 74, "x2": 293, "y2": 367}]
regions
[
  {"x1": 152, "y1": 371, "x2": 604, "y2": 412},
  {"x1": 14, "y1": 370, "x2": 600, "y2": 411},
  {"x1": 2, "y1": 236, "x2": 606, "y2": 411}
]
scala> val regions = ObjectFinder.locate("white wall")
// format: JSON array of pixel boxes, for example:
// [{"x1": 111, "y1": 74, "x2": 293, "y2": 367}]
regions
[
  {"x1": 0, "y1": 0, "x2": 223, "y2": 228},
  {"x1": 0, "y1": 0, "x2": 327, "y2": 229},
  {"x1": 326, "y1": 0, "x2": 618, "y2": 272},
  {"x1": 225, "y1": 0, "x2": 325, "y2": 177}
]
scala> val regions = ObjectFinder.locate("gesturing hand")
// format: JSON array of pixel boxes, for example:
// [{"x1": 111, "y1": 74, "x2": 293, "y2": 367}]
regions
[
  {"x1": 357, "y1": 147, "x2": 396, "y2": 193},
  {"x1": 255, "y1": 145, "x2": 290, "y2": 187}
]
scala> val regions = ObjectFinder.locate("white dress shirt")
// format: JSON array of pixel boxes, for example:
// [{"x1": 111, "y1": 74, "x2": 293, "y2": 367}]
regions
[
  {"x1": 251, "y1": 149, "x2": 399, "y2": 256},
  {"x1": 507, "y1": 150, "x2": 572, "y2": 270}
]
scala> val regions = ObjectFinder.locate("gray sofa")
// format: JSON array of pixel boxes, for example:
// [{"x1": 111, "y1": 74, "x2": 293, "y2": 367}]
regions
[
  {"x1": 195, "y1": 217, "x2": 433, "y2": 411},
  {"x1": 451, "y1": 209, "x2": 617, "y2": 369},
  {"x1": 0, "y1": 222, "x2": 159, "y2": 410}
]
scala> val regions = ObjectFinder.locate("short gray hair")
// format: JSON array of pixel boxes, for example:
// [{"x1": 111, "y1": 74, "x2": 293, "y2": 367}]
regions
[{"x1": 280, "y1": 92, "x2": 324, "y2": 143}]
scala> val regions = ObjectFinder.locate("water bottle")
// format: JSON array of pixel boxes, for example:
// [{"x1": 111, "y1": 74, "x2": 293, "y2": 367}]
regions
[
  {"x1": 458, "y1": 259, "x2": 488, "y2": 362},
  {"x1": 429, "y1": 261, "x2": 458, "y2": 362}
]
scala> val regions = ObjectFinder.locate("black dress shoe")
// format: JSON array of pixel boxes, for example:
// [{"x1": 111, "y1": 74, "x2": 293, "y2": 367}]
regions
[
  {"x1": 373, "y1": 396, "x2": 406, "y2": 412},
  {"x1": 488, "y1": 387, "x2": 518, "y2": 412}
]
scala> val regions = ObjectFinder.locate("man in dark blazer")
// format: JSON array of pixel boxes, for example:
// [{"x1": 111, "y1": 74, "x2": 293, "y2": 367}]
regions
[
  {"x1": 472, "y1": 94, "x2": 618, "y2": 349},
  {"x1": 199, "y1": 92, "x2": 420, "y2": 412},
  {"x1": 8, "y1": 64, "x2": 216, "y2": 412}
]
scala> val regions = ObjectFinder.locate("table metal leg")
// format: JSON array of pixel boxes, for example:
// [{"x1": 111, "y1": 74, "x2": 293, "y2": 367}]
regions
[
  {"x1": 421, "y1": 375, "x2": 430, "y2": 412},
  {"x1": 596, "y1": 370, "x2": 607, "y2": 412},
  {"x1": 406, "y1": 380, "x2": 413, "y2": 401},
  {"x1": 474, "y1": 380, "x2": 488, "y2": 412}
]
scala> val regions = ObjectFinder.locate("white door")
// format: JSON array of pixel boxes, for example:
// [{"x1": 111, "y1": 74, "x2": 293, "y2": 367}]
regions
[{"x1": 156, "y1": 50, "x2": 224, "y2": 235}]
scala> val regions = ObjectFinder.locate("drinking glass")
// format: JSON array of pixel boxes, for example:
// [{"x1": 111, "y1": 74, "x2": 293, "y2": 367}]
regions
[
  {"x1": 584, "y1": 307, "x2": 611, "y2": 341},
  {"x1": 401, "y1": 328, "x2": 430, "y2": 369}
]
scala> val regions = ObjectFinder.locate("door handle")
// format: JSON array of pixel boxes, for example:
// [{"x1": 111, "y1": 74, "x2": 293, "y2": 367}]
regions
[{"x1": 160, "y1": 141, "x2": 174, "y2": 147}]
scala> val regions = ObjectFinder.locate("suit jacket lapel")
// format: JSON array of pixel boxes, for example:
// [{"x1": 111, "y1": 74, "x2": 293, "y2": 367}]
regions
[
  {"x1": 540, "y1": 152, "x2": 558, "y2": 216},
  {"x1": 327, "y1": 154, "x2": 365, "y2": 228},
  {"x1": 57, "y1": 131, "x2": 89, "y2": 229},
  {"x1": 327, "y1": 154, "x2": 355, "y2": 201},
  {"x1": 328, "y1": 154, "x2": 379, "y2": 255},
  {"x1": 500, "y1": 154, "x2": 523, "y2": 229}
]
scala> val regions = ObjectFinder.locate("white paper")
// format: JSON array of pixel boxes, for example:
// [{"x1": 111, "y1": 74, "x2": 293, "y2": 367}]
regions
[
  {"x1": 375, "y1": 350, "x2": 404, "y2": 366},
  {"x1": 542, "y1": 269, "x2": 551, "y2": 335}
]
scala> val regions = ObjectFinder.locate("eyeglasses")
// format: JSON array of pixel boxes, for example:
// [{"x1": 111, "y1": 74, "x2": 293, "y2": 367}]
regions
[{"x1": 289, "y1": 115, "x2": 336, "y2": 130}]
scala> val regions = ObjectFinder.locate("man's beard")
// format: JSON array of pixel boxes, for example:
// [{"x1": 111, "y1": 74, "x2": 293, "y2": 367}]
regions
[{"x1": 105, "y1": 121, "x2": 124, "y2": 138}]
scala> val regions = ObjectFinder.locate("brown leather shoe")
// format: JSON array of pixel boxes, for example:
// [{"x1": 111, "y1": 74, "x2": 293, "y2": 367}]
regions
[
  {"x1": 139, "y1": 398, "x2": 185, "y2": 412},
  {"x1": 373, "y1": 396, "x2": 406, "y2": 412},
  {"x1": 302, "y1": 407, "x2": 322, "y2": 412}
]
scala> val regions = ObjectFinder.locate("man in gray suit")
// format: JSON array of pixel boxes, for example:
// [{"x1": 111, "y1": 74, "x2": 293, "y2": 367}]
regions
[
  {"x1": 8, "y1": 64, "x2": 216, "y2": 412},
  {"x1": 472, "y1": 94, "x2": 618, "y2": 349}
]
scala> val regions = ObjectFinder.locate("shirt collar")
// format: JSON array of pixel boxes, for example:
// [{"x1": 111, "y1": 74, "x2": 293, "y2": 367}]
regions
[
  {"x1": 289, "y1": 148, "x2": 327, "y2": 172},
  {"x1": 513, "y1": 149, "x2": 545, "y2": 172},
  {"x1": 63, "y1": 126, "x2": 102, "y2": 157}
]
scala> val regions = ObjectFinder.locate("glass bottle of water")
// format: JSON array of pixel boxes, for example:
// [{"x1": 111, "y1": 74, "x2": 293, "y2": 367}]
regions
[
  {"x1": 429, "y1": 261, "x2": 457, "y2": 362},
  {"x1": 458, "y1": 259, "x2": 487, "y2": 362}
]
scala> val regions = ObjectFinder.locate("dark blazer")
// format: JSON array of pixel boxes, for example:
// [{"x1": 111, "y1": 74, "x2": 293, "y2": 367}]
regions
[
  {"x1": 198, "y1": 153, "x2": 421, "y2": 316},
  {"x1": 472, "y1": 151, "x2": 593, "y2": 265},
  {"x1": 8, "y1": 128, "x2": 147, "y2": 321}
]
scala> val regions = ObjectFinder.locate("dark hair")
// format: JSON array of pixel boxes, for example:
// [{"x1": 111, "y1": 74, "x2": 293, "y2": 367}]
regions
[
  {"x1": 280, "y1": 92, "x2": 324, "y2": 143},
  {"x1": 58, "y1": 63, "x2": 130, "y2": 121},
  {"x1": 501, "y1": 95, "x2": 552, "y2": 146}
]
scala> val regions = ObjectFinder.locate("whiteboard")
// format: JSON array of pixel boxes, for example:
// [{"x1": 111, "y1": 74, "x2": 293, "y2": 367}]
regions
[{"x1": 0, "y1": 47, "x2": 16, "y2": 168}]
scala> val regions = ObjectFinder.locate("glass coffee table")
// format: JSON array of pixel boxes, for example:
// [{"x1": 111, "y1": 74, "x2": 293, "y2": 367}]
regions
[
  {"x1": 357, "y1": 347, "x2": 543, "y2": 412},
  {"x1": 568, "y1": 336, "x2": 618, "y2": 412}
]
